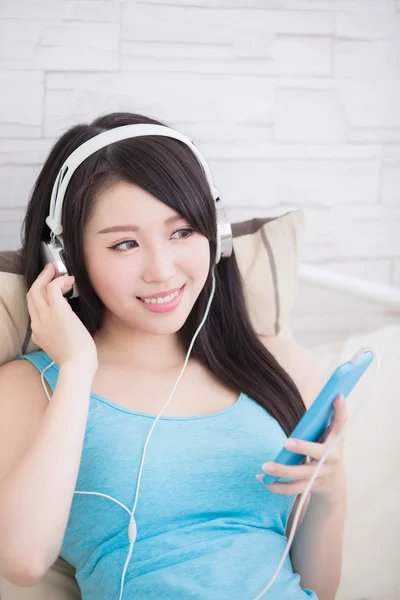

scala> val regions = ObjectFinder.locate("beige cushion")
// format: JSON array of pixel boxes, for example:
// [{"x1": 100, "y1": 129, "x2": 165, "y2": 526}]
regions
[
  {"x1": 310, "y1": 324, "x2": 400, "y2": 599},
  {"x1": 232, "y1": 210, "x2": 303, "y2": 338},
  {"x1": 0, "y1": 253, "x2": 38, "y2": 366},
  {"x1": 0, "y1": 558, "x2": 80, "y2": 600}
]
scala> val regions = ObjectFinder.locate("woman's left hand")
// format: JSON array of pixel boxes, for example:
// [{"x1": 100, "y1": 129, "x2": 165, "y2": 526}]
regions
[{"x1": 257, "y1": 394, "x2": 347, "y2": 500}]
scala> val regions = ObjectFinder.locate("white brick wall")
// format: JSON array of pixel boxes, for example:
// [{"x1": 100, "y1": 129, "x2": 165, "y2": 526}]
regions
[{"x1": 0, "y1": 0, "x2": 399, "y2": 347}]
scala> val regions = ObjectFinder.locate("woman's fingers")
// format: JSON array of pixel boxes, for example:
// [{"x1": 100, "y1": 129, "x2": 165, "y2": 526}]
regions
[
  {"x1": 323, "y1": 394, "x2": 347, "y2": 456},
  {"x1": 261, "y1": 460, "x2": 330, "y2": 481},
  {"x1": 27, "y1": 264, "x2": 74, "y2": 322},
  {"x1": 257, "y1": 475, "x2": 315, "y2": 496},
  {"x1": 30, "y1": 263, "x2": 56, "y2": 289},
  {"x1": 284, "y1": 437, "x2": 326, "y2": 461},
  {"x1": 46, "y1": 274, "x2": 75, "y2": 306},
  {"x1": 27, "y1": 263, "x2": 55, "y2": 320},
  {"x1": 258, "y1": 397, "x2": 348, "y2": 498},
  {"x1": 327, "y1": 394, "x2": 347, "y2": 438}
]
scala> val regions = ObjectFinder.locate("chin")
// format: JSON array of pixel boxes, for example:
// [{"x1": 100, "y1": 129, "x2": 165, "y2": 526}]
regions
[{"x1": 134, "y1": 315, "x2": 188, "y2": 337}]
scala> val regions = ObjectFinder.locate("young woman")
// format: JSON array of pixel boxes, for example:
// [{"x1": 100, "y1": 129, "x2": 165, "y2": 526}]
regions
[{"x1": 0, "y1": 112, "x2": 347, "y2": 600}]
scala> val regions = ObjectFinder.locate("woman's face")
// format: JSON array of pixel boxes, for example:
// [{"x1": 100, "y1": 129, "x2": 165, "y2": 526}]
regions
[{"x1": 83, "y1": 180, "x2": 211, "y2": 335}]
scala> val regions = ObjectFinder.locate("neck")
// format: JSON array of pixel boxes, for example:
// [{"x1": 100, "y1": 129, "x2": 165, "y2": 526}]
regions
[{"x1": 94, "y1": 316, "x2": 188, "y2": 371}]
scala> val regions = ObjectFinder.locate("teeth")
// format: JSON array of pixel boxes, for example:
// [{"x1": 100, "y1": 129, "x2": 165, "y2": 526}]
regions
[{"x1": 142, "y1": 289, "x2": 180, "y2": 304}]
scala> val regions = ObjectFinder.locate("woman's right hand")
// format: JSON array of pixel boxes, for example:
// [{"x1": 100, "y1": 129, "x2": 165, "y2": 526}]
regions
[{"x1": 26, "y1": 263, "x2": 98, "y2": 373}]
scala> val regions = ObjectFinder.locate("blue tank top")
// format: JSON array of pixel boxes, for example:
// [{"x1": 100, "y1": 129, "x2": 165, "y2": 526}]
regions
[{"x1": 18, "y1": 351, "x2": 318, "y2": 600}]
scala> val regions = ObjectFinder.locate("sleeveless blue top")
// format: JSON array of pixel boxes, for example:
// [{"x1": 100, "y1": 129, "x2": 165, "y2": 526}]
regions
[{"x1": 19, "y1": 351, "x2": 318, "y2": 600}]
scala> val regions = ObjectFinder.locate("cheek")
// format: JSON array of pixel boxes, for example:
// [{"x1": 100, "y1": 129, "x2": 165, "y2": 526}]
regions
[
  {"x1": 85, "y1": 252, "x2": 134, "y2": 300},
  {"x1": 182, "y1": 237, "x2": 211, "y2": 280}
]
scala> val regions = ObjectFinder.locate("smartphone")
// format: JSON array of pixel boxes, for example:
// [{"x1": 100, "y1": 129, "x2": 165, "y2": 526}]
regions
[{"x1": 261, "y1": 348, "x2": 375, "y2": 486}]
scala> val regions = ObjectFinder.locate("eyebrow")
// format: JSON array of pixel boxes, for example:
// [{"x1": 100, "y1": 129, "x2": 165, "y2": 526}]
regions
[{"x1": 97, "y1": 214, "x2": 185, "y2": 234}]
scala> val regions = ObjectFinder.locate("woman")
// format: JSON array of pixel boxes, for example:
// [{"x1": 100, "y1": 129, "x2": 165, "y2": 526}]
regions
[{"x1": 0, "y1": 112, "x2": 347, "y2": 600}]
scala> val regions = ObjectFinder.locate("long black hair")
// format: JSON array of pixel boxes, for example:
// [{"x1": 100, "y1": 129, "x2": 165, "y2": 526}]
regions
[{"x1": 21, "y1": 112, "x2": 306, "y2": 436}]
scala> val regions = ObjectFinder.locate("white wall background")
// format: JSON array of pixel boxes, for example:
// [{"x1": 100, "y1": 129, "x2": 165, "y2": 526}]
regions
[{"x1": 0, "y1": 0, "x2": 399, "y2": 347}]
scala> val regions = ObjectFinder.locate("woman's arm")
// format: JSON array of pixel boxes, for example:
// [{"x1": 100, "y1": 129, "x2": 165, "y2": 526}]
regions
[
  {"x1": 260, "y1": 335, "x2": 346, "y2": 600},
  {"x1": 288, "y1": 343, "x2": 346, "y2": 600},
  {"x1": 0, "y1": 359, "x2": 95, "y2": 585},
  {"x1": 290, "y1": 480, "x2": 346, "y2": 600}
]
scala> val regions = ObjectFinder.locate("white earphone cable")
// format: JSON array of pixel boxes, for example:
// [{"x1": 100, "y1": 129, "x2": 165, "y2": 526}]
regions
[{"x1": 115, "y1": 268, "x2": 217, "y2": 599}]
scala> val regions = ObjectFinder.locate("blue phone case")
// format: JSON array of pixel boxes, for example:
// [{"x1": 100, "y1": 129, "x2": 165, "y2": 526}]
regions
[{"x1": 262, "y1": 349, "x2": 375, "y2": 485}]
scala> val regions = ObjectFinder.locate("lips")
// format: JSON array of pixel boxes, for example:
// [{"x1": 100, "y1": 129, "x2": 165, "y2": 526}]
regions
[
  {"x1": 137, "y1": 285, "x2": 184, "y2": 300},
  {"x1": 137, "y1": 284, "x2": 185, "y2": 313}
]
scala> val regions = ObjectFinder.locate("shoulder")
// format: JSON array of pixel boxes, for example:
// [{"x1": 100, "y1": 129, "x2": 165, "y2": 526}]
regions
[
  {"x1": 259, "y1": 335, "x2": 322, "y2": 409},
  {"x1": 0, "y1": 356, "x2": 41, "y2": 379},
  {"x1": 0, "y1": 357, "x2": 50, "y2": 407},
  {"x1": 0, "y1": 359, "x2": 49, "y2": 489}
]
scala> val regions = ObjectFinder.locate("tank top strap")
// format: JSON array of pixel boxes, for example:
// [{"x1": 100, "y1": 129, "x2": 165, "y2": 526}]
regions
[{"x1": 17, "y1": 350, "x2": 60, "y2": 399}]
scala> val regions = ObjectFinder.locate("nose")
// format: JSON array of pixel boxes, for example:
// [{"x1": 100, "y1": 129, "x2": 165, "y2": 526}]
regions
[{"x1": 141, "y1": 244, "x2": 177, "y2": 284}]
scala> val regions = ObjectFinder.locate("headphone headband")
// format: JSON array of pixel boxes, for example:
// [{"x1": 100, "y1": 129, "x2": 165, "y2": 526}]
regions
[{"x1": 46, "y1": 124, "x2": 220, "y2": 237}]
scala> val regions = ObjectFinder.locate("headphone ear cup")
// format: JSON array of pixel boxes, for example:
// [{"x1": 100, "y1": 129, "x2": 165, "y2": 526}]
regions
[
  {"x1": 40, "y1": 241, "x2": 80, "y2": 299},
  {"x1": 215, "y1": 202, "x2": 233, "y2": 265},
  {"x1": 215, "y1": 222, "x2": 222, "y2": 265},
  {"x1": 40, "y1": 240, "x2": 68, "y2": 277}
]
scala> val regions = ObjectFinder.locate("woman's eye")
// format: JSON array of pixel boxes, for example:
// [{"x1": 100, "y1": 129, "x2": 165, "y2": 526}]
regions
[
  {"x1": 109, "y1": 229, "x2": 194, "y2": 252},
  {"x1": 110, "y1": 240, "x2": 138, "y2": 252},
  {"x1": 171, "y1": 228, "x2": 194, "y2": 239}
]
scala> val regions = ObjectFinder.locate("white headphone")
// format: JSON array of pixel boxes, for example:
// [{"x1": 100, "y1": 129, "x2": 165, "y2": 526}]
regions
[{"x1": 41, "y1": 123, "x2": 233, "y2": 299}]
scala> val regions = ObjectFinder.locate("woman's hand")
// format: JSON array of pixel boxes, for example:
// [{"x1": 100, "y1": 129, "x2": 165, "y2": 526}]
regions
[
  {"x1": 26, "y1": 263, "x2": 98, "y2": 373},
  {"x1": 257, "y1": 394, "x2": 347, "y2": 502}
]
